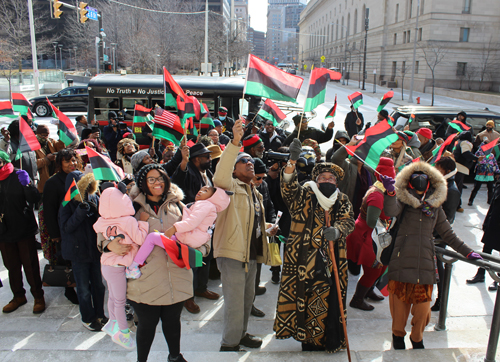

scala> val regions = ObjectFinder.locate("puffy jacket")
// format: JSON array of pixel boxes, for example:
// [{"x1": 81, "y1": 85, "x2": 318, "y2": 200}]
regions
[
  {"x1": 175, "y1": 187, "x2": 230, "y2": 248},
  {"x1": 384, "y1": 162, "x2": 473, "y2": 285},
  {"x1": 0, "y1": 168, "x2": 40, "y2": 243},
  {"x1": 213, "y1": 142, "x2": 271, "y2": 265},
  {"x1": 59, "y1": 172, "x2": 101, "y2": 262},
  {"x1": 125, "y1": 184, "x2": 194, "y2": 306},
  {"x1": 93, "y1": 186, "x2": 149, "y2": 267}
]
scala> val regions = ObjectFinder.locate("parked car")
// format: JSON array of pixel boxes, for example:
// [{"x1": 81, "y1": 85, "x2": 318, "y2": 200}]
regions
[
  {"x1": 29, "y1": 86, "x2": 88, "y2": 117},
  {"x1": 390, "y1": 106, "x2": 500, "y2": 138}
]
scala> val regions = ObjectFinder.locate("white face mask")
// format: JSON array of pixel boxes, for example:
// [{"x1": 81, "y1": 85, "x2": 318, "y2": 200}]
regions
[{"x1": 219, "y1": 116, "x2": 226, "y2": 121}]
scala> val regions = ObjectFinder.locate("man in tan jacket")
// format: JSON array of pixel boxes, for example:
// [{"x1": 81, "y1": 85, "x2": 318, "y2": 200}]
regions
[{"x1": 213, "y1": 118, "x2": 274, "y2": 352}]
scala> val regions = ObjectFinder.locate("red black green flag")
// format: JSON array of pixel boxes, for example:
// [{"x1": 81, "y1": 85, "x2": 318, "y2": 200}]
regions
[
  {"x1": 409, "y1": 114, "x2": 416, "y2": 124},
  {"x1": 481, "y1": 138, "x2": 500, "y2": 156},
  {"x1": 258, "y1": 98, "x2": 286, "y2": 126},
  {"x1": 427, "y1": 134, "x2": 456, "y2": 165},
  {"x1": 164, "y1": 66, "x2": 185, "y2": 108},
  {"x1": 61, "y1": 179, "x2": 80, "y2": 207},
  {"x1": 0, "y1": 101, "x2": 17, "y2": 126},
  {"x1": 176, "y1": 94, "x2": 200, "y2": 125},
  {"x1": 133, "y1": 104, "x2": 152, "y2": 124},
  {"x1": 198, "y1": 103, "x2": 214, "y2": 130},
  {"x1": 47, "y1": 99, "x2": 78, "y2": 146},
  {"x1": 153, "y1": 107, "x2": 184, "y2": 146},
  {"x1": 12, "y1": 93, "x2": 33, "y2": 119},
  {"x1": 160, "y1": 234, "x2": 203, "y2": 270},
  {"x1": 348, "y1": 91, "x2": 363, "y2": 109},
  {"x1": 376, "y1": 91, "x2": 394, "y2": 112},
  {"x1": 86, "y1": 146, "x2": 125, "y2": 181},
  {"x1": 243, "y1": 54, "x2": 303, "y2": 103},
  {"x1": 345, "y1": 120, "x2": 398, "y2": 169},
  {"x1": 19, "y1": 118, "x2": 41, "y2": 153},
  {"x1": 448, "y1": 119, "x2": 471, "y2": 133},
  {"x1": 304, "y1": 68, "x2": 342, "y2": 112},
  {"x1": 326, "y1": 95, "x2": 337, "y2": 119}
]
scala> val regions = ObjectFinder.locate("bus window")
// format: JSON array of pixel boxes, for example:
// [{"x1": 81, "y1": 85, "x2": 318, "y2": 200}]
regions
[
  {"x1": 122, "y1": 98, "x2": 148, "y2": 120},
  {"x1": 239, "y1": 98, "x2": 249, "y2": 118},
  {"x1": 94, "y1": 97, "x2": 120, "y2": 121}
]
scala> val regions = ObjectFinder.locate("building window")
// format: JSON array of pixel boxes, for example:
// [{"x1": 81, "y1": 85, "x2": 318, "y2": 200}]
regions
[
  {"x1": 394, "y1": 33, "x2": 397, "y2": 45},
  {"x1": 421, "y1": 0, "x2": 425, "y2": 14},
  {"x1": 392, "y1": 61, "x2": 397, "y2": 80},
  {"x1": 463, "y1": 0, "x2": 471, "y2": 14},
  {"x1": 459, "y1": 27, "x2": 469, "y2": 42},
  {"x1": 402, "y1": 61, "x2": 406, "y2": 73},
  {"x1": 407, "y1": 30, "x2": 411, "y2": 43},
  {"x1": 403, "y1": 31, "x2": 406, "y2": 44},
  {"x1": 418, "y1": 28, "x2": 422, "y2": 41},
  {"x1": 395, "y1": 4, "x2": 399, "y2": 22},
  {"x1": 409, "y1": 0, "x2": 413, "y2": 18},
  {"x1": 415, "y1": 61, "x2": 419, "y2": 74},
  {"x1": 457, "y1": 62, "x2": 467, "y2": 76}
]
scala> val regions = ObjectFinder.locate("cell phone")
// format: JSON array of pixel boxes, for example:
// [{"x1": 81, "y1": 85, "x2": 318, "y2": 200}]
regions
[{"x1": 355, "y1": 135, "x2": 365, "y2": 140}]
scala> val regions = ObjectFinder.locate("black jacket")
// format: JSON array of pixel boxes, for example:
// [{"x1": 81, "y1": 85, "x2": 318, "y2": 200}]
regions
[
  {"x1": 103, "y1": 125, "x2": 130, "y2": 162},
  {"x1": 171, "y1": 161, "x2": 213, "y2": 204},
  {"x1": 259, "y1": 130, "x2": 284, "y2": 152},
  {"x1": 43, "y1": 172, "x2": 68, "y2": 240},
  {"x1": 284, "y1": 126, "x2": 333, "y2": 146},
  {"x1": 257, "y1": 180, "x2": 276, "y2": 224},
  {"x1": 219, "y1": 133, "x2": 231, "y2": 146},
  {"x1": 453, "y1": 139, "x2": 478, "y2": 169},
  {"x1": 0, "y1": 168, "x2": 40, "y2": 243},
  {"x1": 481, "y1": 181, "x2": 500, "y2": 251},
  {"x1": 442, "y1": 176, "x2": 460, "y2": 224},
  {"x1": 344, "y1": 111, "x2": 364, "y2": 138},
  {"x1": 161, "y1": 147, "x2": 184, "y2": 177}
]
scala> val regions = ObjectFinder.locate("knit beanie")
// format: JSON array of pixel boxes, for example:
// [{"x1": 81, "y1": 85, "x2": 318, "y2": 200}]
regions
[
  {"x1": 135, "y1": 163, "x2": 166, "y2": 191},
  {"x1": 253, "y1": 158, "x2": 266, "y2": 174},
  {"x1": 375, "y1": 157, "x2": 395, "y2": 182},
  {"x1": 486, "y1": 120, "x2": 495, "y2": 128},
  {"x1": 36, "y1": 124, "x2": 50, "y2": 135},
  {"x1": 131, "y1": 150, "x2": 149, "y2": 171},
  {"x1": 234, "y1": 152, "x2": 252, "y2": 167},
  {"x1": 242, "y1": 135, "x2": 262, "y2": 151},
  {"x1": 416, "y1": 128, "x2": 432, "y2": 140}
]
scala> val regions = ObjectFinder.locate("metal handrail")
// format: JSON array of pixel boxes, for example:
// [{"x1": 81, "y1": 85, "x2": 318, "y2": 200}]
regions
[{"x1": 435, "y1": 246, "x2": 500, "y2": 362}]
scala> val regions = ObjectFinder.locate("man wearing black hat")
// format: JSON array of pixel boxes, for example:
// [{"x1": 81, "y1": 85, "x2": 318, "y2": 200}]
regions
[
  {"x1": 445, "y1": 111, "x2": 474, "y2": 139},
  {"x1": 216, "y1": 106, "x2": 235, "y2": 135},
  {"x1": 171, "y1": 142, "x2": 220, "y2": 313},
  {"x1": 344, "y1": 105, "x2": 364, "y2": 138}
]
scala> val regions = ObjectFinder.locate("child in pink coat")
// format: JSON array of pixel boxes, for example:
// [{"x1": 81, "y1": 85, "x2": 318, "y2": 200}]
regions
[
  {"x1": 93, "y1": 182, "x2": 149, "y2": 350},
  {"x1": 130, "y1": 186, "x2": 231, "y2": 273}
]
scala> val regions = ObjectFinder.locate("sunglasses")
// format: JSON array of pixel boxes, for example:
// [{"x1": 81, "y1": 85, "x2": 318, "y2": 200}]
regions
[
  {"x1": 255, "y1": 176, "x2": 265, "y2": 181},
  {"x1": 411, "y1": 174, "x2": 429, "y2": 181},
  {"x1": 236, "y1": 158, "x2": 255, "y2": 165}
]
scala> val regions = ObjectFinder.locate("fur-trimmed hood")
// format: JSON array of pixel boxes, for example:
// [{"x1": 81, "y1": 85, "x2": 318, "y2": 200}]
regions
[
  {"x1": 64, "y1": 171, "x2": 99, "y2": 203},
  {"x1": 129, "y1": 182, "x2": 184, "y2": 204},
  {"x1": 395, "y1": 161, "x2": 447, "y2": 208}
]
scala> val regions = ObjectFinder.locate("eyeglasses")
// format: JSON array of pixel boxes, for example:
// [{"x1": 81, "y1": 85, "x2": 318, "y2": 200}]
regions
[
  {"x1": 236, "y1": 158, "x2": 255, "y2": 165},
  {"x1": 255, "y1": 176, "x2": 266, "y2": 181},
  {"x1": 146, "y1": 176, "x2": 166, "y2": 184},
  {"x1": 317, "y1": 175, "x2": 337, "y2": 183}
]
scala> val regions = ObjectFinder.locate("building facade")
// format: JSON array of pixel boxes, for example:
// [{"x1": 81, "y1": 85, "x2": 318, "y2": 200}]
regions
[
  {"x1": 267, "y1": 0, "x2": 306, "y2": 65},
  {"x1": 249, "y1": 27, "x2": 266, "y2": 58},
  {"x1": 299, "y1": 0, "x2": 500, "y2": 91}
]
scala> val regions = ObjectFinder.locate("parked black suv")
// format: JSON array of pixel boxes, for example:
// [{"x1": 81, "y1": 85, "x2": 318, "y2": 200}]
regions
[{"x1": 29, "y1": 86, "x2": 88, "y2": 117}]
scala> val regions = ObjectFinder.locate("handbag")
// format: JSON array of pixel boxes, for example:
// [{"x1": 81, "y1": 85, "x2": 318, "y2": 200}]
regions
[
  {"x1": 372, "y1": 205, "x2": 407, "y2": 266},
  {"x1": 268, "y1": 236, "x2": 282, "y2": 267},
  {"x1": 42, "y1": 264, "x2": 76, "y2": 288}
]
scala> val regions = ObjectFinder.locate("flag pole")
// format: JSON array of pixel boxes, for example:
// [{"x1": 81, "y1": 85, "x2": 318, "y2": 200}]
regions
[
  {"x1": 250, "y1": 101, "x2": 266, "y2": 124},
  {"x1": 298, "y1": 69, "x2": 313, "y2": 140},
  {"x1": 334, "y1": 139, "x2": 381, "y2": 176}
]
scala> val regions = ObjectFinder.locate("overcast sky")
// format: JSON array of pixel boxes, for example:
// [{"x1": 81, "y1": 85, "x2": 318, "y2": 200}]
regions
[{"x1": 248, "y1": 0, "x2": 268, "y2": 33}]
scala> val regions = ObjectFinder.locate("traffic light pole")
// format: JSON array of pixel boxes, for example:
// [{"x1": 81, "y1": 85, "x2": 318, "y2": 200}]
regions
[
  {"x1": 28, "y1": 0, "x2": 39, "y2": 96},
  {"x1": 98, "y1": 11, "x2": 103, "y2": 74},
  {"x1": 361, "y1": 9, "x2": 369, "y2": 91}
]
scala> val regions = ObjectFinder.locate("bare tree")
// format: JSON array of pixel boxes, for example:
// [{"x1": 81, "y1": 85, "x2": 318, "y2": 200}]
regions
[
  {"x1": 465, "y1": 64, "x2": 477, "y2": 90},
  {"x1": 419, "y1": 41, "x2": 447, "y2": 106},
  {"x1": 0, "y1": 40, "x2": 15, "y2": 96},
  {"x1": 397, "y1": 59, "x2": 412, "y2": 100},
  {"x1": 475, "y1": 37, "x2": 500, "y2": 91}
]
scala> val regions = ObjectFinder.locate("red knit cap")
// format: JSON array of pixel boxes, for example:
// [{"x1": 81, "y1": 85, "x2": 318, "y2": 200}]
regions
[
  {"x1": 242, "y1": 134, "x2": 262, "y2": 150},
  {"x1": 416, "y1": 128, "x2": 432, "y2": 140},
  {"x1": 376, "y1": 157, "x2": 395, "y2": 182}
]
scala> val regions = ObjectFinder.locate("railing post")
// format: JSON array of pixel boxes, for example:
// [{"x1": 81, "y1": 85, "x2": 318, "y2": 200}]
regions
[
  {"x1": 435, "y1": 262, "x2": 453, "y2": 331},
  {"x1": 485, "y1": 288, "x2": 500, "y2": 362}
]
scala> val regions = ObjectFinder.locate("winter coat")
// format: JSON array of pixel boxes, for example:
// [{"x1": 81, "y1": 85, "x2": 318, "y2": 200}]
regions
[
  {"x1": 482, "y1": 180, "x2": 500, "y2": 251},
  {"x1": 93, "y1": 186, "x2": 149, "y2": 267},
  {"x1": 454, "y1": 136, "x2": 478, "y2": 174},
  {"x1": 406, "y1": 134, "x2": 422, "y2": 159},
  {"x1": 0, "y1": 167, "x2": 40, "y2": 243},
  {"x1": 171, "y1": 161, "x2": 213, "y2": 204},
  {"x1": 115, "y1": 154, "x2": 134, "y2": 175},
  {"x1": 59, "y1": 172, "x2": 101, "y2": 263},
  {"x1": 35, "y1": 138, "x2": 64, "y2": 193},
  {"x1": 103, "y1": 125, "x2": 128, "y2": 162},
  {"x1": 7, "y1": 139, "x2": 38, "y2": 183},
  {"x1": 325, "y1": 130, "x2": 351, "y2": 162},
  {"x1": 384, "y1": 162, "x2": 473, "y2": 285},
  {"x1": 75, "y1": 121, "x2": 90, "y2": 138},
  {"x1": 475, "y1": 129, "x2": 500, "y2": 147},
  {"x1": 175, "y1": 187, "x2": 230, "y2": 248},
  {"x1": 257, "y1": 180, "x2": 276, "y2": 224},
  {"x1": 441, "y1": 175, "x2": 460, "y2": 224},
  {"x1": 126, "y1": 183, "x2": 194, "y2": 306},
  {"x1": 258, "y1": 130, "x2": 284, "y2": 152},
  {"x1": 474, "y1": 146, "x2": 500, "y2": 180},
  {"x1": 283, "y1": 126, "x2": 333, "y2": 146},
  {"x1": 43, "y1": 172, "x2": 69, "y2": 240},
  {"x1": 213, "y1": 142, "x2": 271, "y2": 265},
  {"x1": 381, "y1": 147, "x2": 414, "y2": 173},
  {"x1": 344, "y1": 110, "x2": 364, "y2": 138}
]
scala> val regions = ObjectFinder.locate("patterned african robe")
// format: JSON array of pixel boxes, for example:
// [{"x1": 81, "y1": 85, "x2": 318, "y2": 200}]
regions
[{"x1": 274, "y1": 171, "x2": 355, "y2": 352}]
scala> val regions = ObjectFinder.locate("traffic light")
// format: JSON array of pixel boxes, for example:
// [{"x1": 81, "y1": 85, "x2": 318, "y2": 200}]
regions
[
  {"x1": 53, "y1": 0, "x2": 63, "y2": 19},
  {"x1": 79, "y1": 2, "x2": 88, "y2": 23}
]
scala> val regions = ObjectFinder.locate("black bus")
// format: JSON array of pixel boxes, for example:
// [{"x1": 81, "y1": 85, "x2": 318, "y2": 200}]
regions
[{"x1": 87, "y1": 74, "x2": 260, "y2": 145}]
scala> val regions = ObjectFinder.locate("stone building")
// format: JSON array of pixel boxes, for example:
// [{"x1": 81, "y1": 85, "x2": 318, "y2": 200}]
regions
[{"x1": 299, "y1": 0, "x2": 500, "y2": 91}]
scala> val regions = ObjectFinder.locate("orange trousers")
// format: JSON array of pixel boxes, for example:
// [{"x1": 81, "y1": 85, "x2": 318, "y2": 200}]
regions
[{"x1": 389, "y1": 292, "x2": 431, "y2": 343}]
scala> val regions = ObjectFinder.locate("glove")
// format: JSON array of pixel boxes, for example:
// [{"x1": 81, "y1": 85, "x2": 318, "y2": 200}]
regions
[
  {"x1": 78, "y1": 202, "x2": 90, "y2": 210},
  {"x1": 323, "y1": 227, "x2": 341, "y2": 241},
  {"x1": 16, "y1": 170, "x2": 30, "y2": 186},
  {"x1": 380, "y1": 175, "x2": 395, "y2": 193},
  {"x1": 467, "y1": 252, "x2": 483, "y2": 260},
  {"x1": 289, "y1": 138, "x2": 302, "y2": 161}
]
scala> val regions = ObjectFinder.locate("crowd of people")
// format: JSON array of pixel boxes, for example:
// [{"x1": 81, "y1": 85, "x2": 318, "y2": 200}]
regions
[{"x1": 0, "y1": 106, "x2": 498, "y2": 360}]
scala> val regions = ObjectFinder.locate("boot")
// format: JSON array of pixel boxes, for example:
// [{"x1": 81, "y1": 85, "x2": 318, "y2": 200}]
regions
[
  {"x1": 466, "y1": 268, "x2": 485, "y2": 284},
  {"x1": 392, "y1": 334, "x2": 406, "y2": 350},
  {"x1": 2, "y1": 296, "x2": 27, "y2": 313},
  {"x1": 489, "y1": 281, "x2": 498, "y2": 291},
  {"x1": 431, "y1": 297, "x2": 440, "y2": 312},
  {"x1": 33, "y1": 297, "x2": 46, "y2": 314},
  {"x1": 410, "y1": 337, "x2": 425, "y2": 349},
  {"x1": 366, "y1": 287, "x2": 384, "y2": 301},
  {"x1": 349, "y1": 283, "x2": 374, "y2": 311}
]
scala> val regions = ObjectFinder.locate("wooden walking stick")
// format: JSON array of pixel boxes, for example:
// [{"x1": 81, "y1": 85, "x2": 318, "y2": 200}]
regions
[{"x1": 324, "y1": 211, "x2": 352, "y2": 362}]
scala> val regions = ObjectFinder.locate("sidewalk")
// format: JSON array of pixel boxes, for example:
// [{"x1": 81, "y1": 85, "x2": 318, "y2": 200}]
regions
[{"x1": 0, "y1": 187, "x2": 498, "y2": 362}]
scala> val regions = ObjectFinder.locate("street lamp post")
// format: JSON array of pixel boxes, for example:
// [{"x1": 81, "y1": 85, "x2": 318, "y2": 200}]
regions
[
  {"x1": 155, "y1": 54, "x2": 160, "y2": 74},
  {"x1": 111, "y1": 43, "x2": 117, "y2": 73},
  {"x1": 74, "y1": 46, "x2": 78, "y2": 70},
  {"x1": 409, "y1": 0, "x2": 421, "y2": 103},
  {"x1": 52, "y1": 42, "x2": 58, "y2": 69},
  {"x1": 361, "y1": 8, "x2": 369, "y2": 90},
  {"x1": 58, "y1": 44, "x2": 63, "y2": 70}
]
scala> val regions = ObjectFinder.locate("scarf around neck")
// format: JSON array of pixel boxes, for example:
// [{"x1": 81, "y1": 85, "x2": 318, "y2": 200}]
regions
[{"x1": 305, "y1": 181, "x2": 339, "y2": 211}]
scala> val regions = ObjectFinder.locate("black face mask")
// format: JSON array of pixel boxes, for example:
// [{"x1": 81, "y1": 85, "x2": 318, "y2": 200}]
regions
[
  {"x1": 318, "y1": 182, "x2": 337, "y2": 197},
  {"x1": 410, "y1": 174, "x2": 429, "y2": 192}
]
